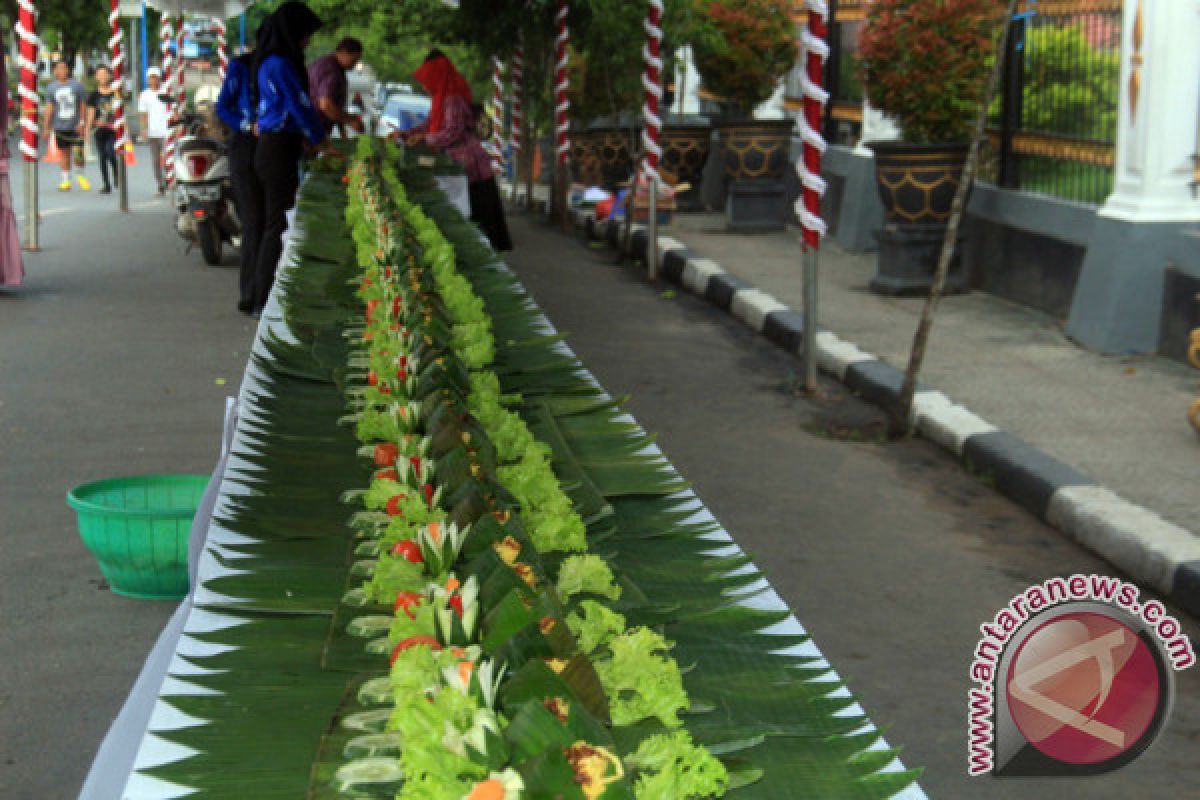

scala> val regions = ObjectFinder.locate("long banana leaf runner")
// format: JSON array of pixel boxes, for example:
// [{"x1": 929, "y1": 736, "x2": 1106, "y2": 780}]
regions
[{"x1": 119, "y1": 154, "x2": 924, "y2": 799}]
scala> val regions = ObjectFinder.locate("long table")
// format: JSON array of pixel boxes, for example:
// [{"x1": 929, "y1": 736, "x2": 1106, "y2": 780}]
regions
[{"x1": 80, "y1": 178, "x2": 925, "y2": 800}]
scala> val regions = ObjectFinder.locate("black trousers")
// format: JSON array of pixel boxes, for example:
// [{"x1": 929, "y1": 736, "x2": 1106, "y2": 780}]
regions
[
  {"x1": 229, "y1": 132, "x2": 263, "y2": 308},
  {"x1": 468, "y1": 177, "x2": 512, "y2": 252},
  {"x1": 251, "y1": 131, "x2": 303, "y2": 312},
  {"x1": 93, "y1": 128, "x2": 119, "y2": 190}
]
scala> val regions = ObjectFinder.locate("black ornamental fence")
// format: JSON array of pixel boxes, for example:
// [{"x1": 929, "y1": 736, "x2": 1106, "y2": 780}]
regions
[{"x1": 804, "y1": 0, "x2": 1123, "y2": 206}]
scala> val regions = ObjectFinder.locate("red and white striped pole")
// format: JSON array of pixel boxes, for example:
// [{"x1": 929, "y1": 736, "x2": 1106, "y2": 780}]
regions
[
  {"x1": 488, "y1": 57, "x2": 505, "y2": 176},
  {"x1": 640, "y1": 0, "x2": 664, "y2": 277},
  {"x1": 214, "y1": 17, "x2": 228, "y2": 82},
  {"x1": 796, "y1": 0, "x2": 829, "y2": 392},
  {"x1": 175, "y1": 23, "x2": 187, "y2": 117},
  {"x1": 108, "y1": 0, "x2": 131, "y2": 210},
  {"x1": 510, "y1": 44, "x2": 523, "y2": 168},
  {"x1": 16, "y1": 0, "x2": 39, "y2": 164},
  {"x1": 640, "y1": 0, "x2": 664, "y2": 181},
  {"x1": 161, "y1": 14, "x2": 176, "y2": 186},
  {"x1": 16, "y1": 0, "x2": 39, "y2": 249},
  {"x1": 554, "y1": 1, "x2": 570, "y2": 167},
  {"x1": 166, "y1": 20, "x2": 187, "y2": 188}
]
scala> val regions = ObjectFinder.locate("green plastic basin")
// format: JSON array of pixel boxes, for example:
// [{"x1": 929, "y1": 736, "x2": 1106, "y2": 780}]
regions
[{"x1": 67, "y1": 474, "x2": 209, "y2": 600}]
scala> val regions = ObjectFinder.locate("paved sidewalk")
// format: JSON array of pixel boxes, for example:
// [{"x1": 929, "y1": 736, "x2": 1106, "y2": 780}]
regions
[
  {"x1": 1, "y1": 144, "x2": 256, "y2": 798},
  {"x1": 658, "y1": 212, "x2": 1200, "y2": 535}
]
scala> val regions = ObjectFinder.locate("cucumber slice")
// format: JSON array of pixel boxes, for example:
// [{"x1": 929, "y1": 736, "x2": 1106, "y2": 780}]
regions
[
  {"x1": 342, "y1": 587, "x2": 370, "y2": 607},
  {"x1": 350, "y1": 559, "x2": 377, "y2": 579},
  {"x1": 344, "y1": 733, "x2": 404, "y2": 759},
  {"x1": 357, "y1": 676, "x2": 395, "y2": 706},
  {"x1": 365, "y1": 635, "x2": 392, "y2": 656},
  {"x1": 341, "y1": 709, "x2": 394, "y2": 733},
  {"x1": 331, "y1": 757, "x2": 404, "y2": 795},
  {"x1": 355, "y1": 540, "x2": 382, "y2": 558},
  {"x1": 347, "y1": 615, "x2": 394, "y2": 638}
]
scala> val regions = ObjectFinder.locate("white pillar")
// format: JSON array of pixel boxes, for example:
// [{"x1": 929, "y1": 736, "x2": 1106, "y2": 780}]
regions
[{"x1": 1099, "y1": 0, "x2": 1200, "y2": 223}]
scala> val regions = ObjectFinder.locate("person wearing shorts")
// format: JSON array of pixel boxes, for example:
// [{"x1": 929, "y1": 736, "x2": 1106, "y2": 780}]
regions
[{"x1": 41, "y1": 60, "x2": 90, "y2": 192}]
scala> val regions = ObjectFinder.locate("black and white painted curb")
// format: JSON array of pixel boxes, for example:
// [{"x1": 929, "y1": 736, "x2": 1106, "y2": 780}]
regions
[{"x1": 570, "y1": 208, "x2": 1200, "y2": 617}]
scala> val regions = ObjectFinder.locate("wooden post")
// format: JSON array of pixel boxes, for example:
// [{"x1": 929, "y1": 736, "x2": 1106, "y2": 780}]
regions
[{"x1": 894, "y1": 1, "x2": 1019, "y2": 434}]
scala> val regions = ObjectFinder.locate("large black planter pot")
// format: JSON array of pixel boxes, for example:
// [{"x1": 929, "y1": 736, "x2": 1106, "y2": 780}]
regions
[
  {"x1": 867, "y1": 141, "x2": 970, "y2": 295},
  {"x1": 661, "y1": 125, "x2": 712, "y2": 212},
  {"x1": 570, "y1": 130, "x2": 603, "y2": 187},
  {"x1": 717, "y1": 119, "x2": 794, "y2": 231},
  {"x1": 591, "y1": 126, "x2": 638, "y2": 190}
]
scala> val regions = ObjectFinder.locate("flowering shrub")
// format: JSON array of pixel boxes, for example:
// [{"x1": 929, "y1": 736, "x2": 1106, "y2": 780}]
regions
[
  {"x1": 691, "y1": 0, "x2": 798, "y2": 116},
  {"x1": 860, "y1": 0, "x2": 1007, "y2": 143}
]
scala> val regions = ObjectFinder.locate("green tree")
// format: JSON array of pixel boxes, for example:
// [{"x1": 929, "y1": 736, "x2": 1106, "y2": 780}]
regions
[
  {"x1": 0, "y1": 0, "x2": 109, "y2": 66},
  {"x1": 1020, "y1": 22, "x2": 1118, "y2": 141}
]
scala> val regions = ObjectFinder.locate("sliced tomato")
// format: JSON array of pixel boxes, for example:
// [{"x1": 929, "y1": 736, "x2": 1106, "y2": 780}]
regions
[
  {"x1": 390, "y1": 635, "x2": 441, "y2": 664},
  {"x1": 391, "y1": 539, "x2": 423, "y2": 563},
  {"x1": 385, "y1": 495, "x2": 406, "y2": 517},
  {"x1": 374, "y1": 443, "x2": 399, "y2": 467}
]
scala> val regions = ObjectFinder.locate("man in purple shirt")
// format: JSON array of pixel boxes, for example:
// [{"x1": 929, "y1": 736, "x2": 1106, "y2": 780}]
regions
[{"x1": 307, "y1": 37, "x2": 365, "y2": 136}]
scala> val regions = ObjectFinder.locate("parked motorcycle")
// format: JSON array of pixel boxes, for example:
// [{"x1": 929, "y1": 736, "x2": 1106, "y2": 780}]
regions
[{"x1": 173, "y1": 113, "x2": 240, "y2": 266}]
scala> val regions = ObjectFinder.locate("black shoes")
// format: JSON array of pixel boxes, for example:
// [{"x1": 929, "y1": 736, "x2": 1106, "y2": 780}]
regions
[{"x1": 237, "y1": 299, "x2": 253, "y2": 313}]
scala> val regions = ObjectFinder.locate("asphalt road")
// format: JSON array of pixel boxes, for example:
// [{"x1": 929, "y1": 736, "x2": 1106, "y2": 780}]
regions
[
  {"x1": 0, "y1": 148, "x2": 254, "y2": 798},
  {"x1": 501, "y1": 213, "x2": 1200, "y2": 799},
  {"x1": 2, "y1": 158, "x2": 1198, "y2": 799}
]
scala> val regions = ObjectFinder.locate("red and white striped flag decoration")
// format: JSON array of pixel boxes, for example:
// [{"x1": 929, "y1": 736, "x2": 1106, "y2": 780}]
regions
[
  {"x1": 641, "y1": 0, "x2": 664, "y2": 183},
  {"x1": 488, "y1": 57, "x2": 505, "y2": 174},
  {"x1": 214, "y1": 17, "x2": 228, "y2": 82},
  {"x1": 554, "y1": 0, "x2": 570, "y2": 166},
  {"x1": 510, "y1": 44, "x2": 524, "y2": 163},
  {"x1": 108, "y1": 0, "x2": 129, "y2": 152},
  {"x1": 15, "y1": 0, "x2": 39, "y2": 162},
  {"x1": 161, "y1": 13, "x2": 176, "y2": 185},
  {"x1": 797, "y1": 1, "x2": 830, "y2": 249}
]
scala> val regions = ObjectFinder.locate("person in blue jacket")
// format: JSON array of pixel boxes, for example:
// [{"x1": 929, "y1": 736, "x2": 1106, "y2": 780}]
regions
[
  {"x1": 217, "y1": 42, "x2": 262, "y2": 314},
  {"x1": 248, "y1": 1, "x2": 334, "y2": 316}
]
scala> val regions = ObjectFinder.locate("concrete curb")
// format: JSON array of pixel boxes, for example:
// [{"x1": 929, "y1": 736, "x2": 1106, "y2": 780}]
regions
[{"x1": 570, "y1": 209, "x2": 1200, "y2": 616}]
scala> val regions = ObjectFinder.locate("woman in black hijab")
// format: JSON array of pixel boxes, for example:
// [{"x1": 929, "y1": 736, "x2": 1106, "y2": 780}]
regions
[{"x1": 247, "y1": 1, "x2": 333, "y2": 316}]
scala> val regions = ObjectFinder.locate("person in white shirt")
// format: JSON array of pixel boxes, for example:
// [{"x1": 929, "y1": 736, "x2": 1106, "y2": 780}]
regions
[{"x1": 137, "y1": 67, "x2": 171, "y2": 194}]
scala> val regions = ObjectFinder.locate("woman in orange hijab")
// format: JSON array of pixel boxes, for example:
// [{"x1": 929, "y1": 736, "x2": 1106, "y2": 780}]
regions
[{"x1": 403, "y1": 50, "x2": 511, "y2": 251}]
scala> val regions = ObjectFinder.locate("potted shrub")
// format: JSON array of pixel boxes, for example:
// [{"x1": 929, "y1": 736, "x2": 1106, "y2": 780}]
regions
[
  {"x1": 690, "y1": 0, "x2": 797, "y2": 228},
  {"x1": 859, "y1": 0, "x2": 1004, "y2": 293}
]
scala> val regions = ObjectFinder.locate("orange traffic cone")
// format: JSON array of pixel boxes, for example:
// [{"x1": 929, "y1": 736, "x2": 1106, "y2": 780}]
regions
[
  {"x1": 123, "y1": 141, "x2": 137, "y2": 167},
  {"x1": 43, "y1": 135, "x2": 60, "y2": 163}
]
